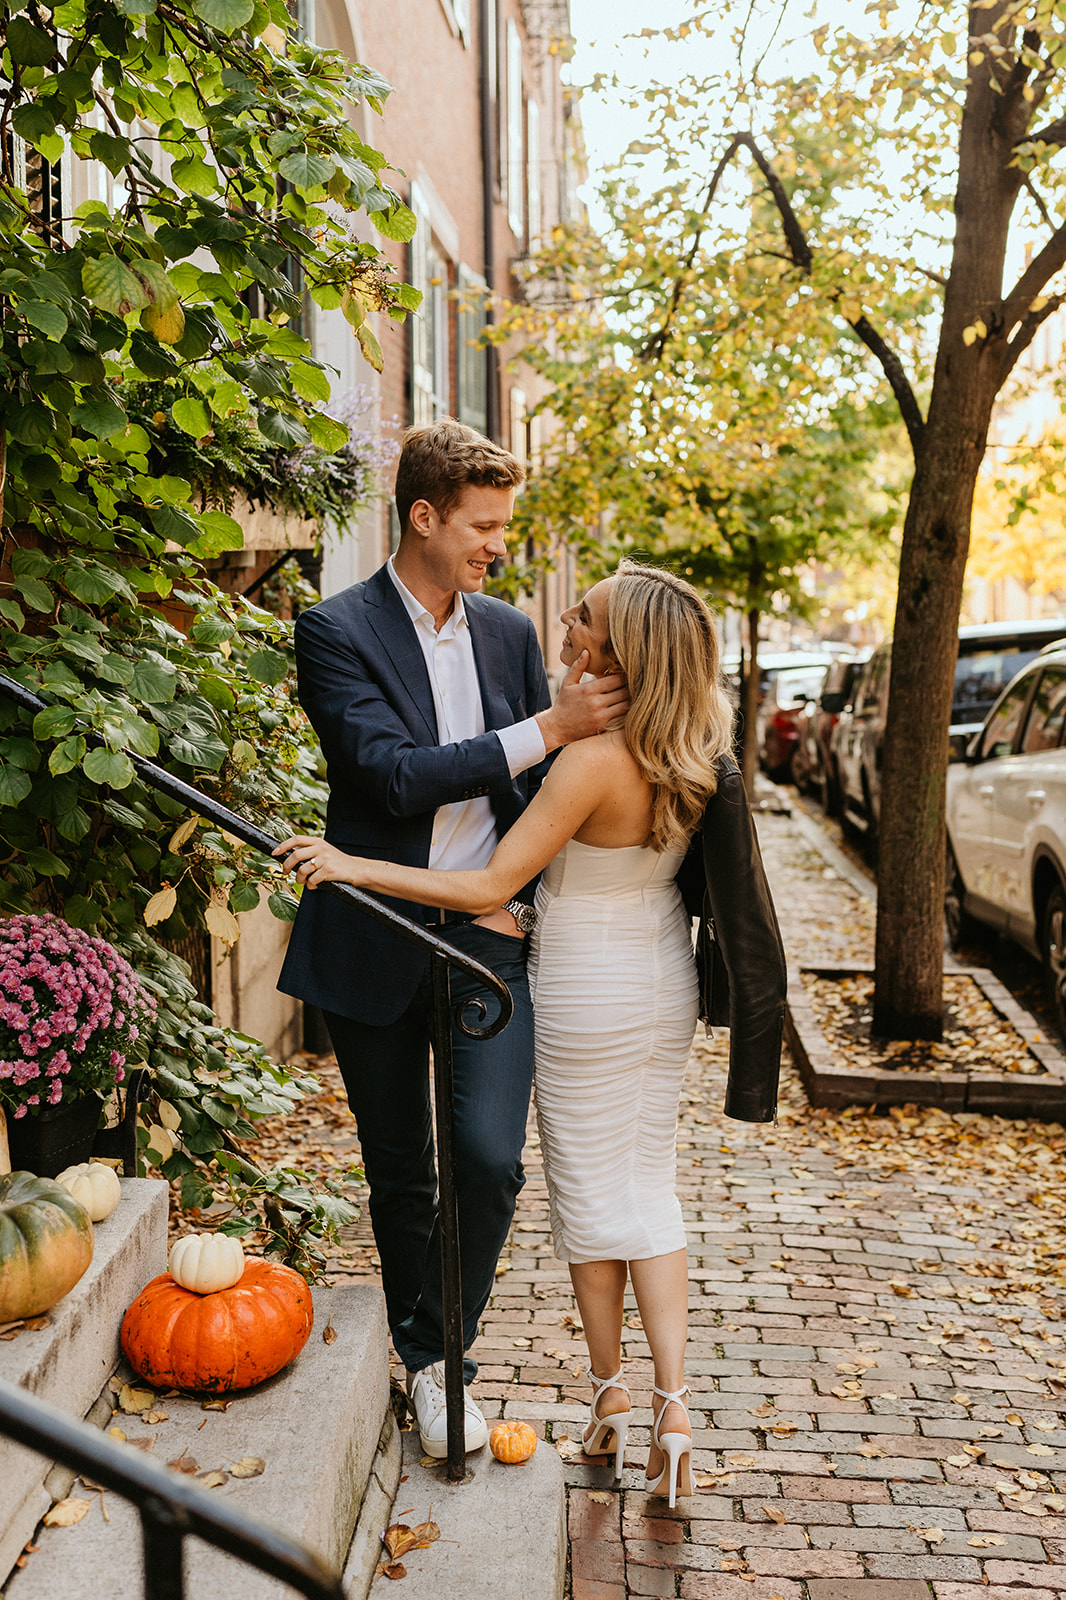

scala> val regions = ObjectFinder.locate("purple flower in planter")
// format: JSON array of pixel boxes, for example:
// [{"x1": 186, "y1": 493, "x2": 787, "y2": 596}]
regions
[{"x1": 0, "y1": 913, "x2": 156, "y2": 1121}]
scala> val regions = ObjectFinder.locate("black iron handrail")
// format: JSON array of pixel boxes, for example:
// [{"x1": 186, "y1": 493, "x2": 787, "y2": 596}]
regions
[
  {"x1": 0, "y1": 668, "x2": 512, "y2": 1481},
  {"x1": 0, "y1": 1378, "x2": 344, "y2": 1600}
]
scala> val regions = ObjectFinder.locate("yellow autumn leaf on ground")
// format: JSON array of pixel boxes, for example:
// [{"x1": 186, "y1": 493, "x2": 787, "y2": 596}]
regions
[
  {"x1": 912, "y1": 1526, "x2": 945, "y2": 1543},
  {"x1": 229, "y1": 1457, "x2": 265, "y2": 1479},
  {"x1": 1027, "y1": 1442, "x2": 1055, "y2": 1455},
  {"x1": 43, "y1": 1498, "x2": 92, "y2": 1528},
  {"x1": 553, "y1": 1436, "x2": 583, "y2": 1459},
  {"x1": 967, "y1": 1533, "x2": 1007, "y2": 1547},
  {"x1": 119, "y1": 1385, "x2": 155, "y2": 1414},
  {"x1": 762, "y1": 1505, "x2": 787, "y2": 1523},
  {"x1": 586, "y1": 1490, "x2": 612, "y2": 1505},
  {"x1": 144, "y1": 885, "x2": 177, "y2": 926},
  {"x1": 198, "y1": 1471, "x2": 227, "y2": 1489}
]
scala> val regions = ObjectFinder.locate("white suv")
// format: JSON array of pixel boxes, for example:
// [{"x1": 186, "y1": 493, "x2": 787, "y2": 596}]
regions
[{"x1": 946, "y1": 646, "x2": 1066, "y2": 1034}]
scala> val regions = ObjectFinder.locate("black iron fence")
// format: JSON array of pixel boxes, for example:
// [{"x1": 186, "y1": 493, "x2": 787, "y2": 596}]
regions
[
  {"x1": 0, "y1": 1377, "x2": 345, "y2": 1600},
  {"x1": 0, "y1": 669, "x2": 513, "y2": 1486}
]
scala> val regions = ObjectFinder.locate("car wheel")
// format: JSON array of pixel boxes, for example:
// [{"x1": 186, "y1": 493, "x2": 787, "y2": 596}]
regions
[
  {"x1": 1041, "y1": 881, "x2": 1066, "y2": 1039},
  {"x1": 944, "y1": 844, "x2": 984, "y2": 950}
]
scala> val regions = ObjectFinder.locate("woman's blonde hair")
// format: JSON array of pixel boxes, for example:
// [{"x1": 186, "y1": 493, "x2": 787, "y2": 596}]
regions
[{"x1": 606, "y1": 560, "x2": 734, "y2": 853}]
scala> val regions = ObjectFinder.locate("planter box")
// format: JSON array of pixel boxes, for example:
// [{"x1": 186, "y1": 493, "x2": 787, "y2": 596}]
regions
[{"x1": 785, "y1": 962, "x2": 1066, "y2": 1120}]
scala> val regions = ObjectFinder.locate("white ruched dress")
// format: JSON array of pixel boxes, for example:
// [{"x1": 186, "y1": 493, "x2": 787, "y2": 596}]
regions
[{"x1": 526, "y1": 838, "x2": 699, "y2": 1264}]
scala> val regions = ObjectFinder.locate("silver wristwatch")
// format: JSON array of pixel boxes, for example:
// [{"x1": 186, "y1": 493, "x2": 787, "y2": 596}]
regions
[{"x1": 503, "y1": 899, "x2": 537, "y2": 933}]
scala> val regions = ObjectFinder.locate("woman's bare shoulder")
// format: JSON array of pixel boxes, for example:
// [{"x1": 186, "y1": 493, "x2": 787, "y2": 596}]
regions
[{"x1": 548, "y1": 730, "x2": 640, "y2": 783}]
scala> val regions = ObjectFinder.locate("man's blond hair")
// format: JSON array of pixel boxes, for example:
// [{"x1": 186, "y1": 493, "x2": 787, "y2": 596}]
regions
[{"x1": 395, "y1": 419, "x2": 525, "y2": 535}]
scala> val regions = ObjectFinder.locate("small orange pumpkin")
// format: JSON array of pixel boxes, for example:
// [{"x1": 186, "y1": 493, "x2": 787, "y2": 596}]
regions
[
  {"x1": 489, "y1": 1420, "x2": 538, "y2": 1464},
  {"x1": 120, "y1": 1257, "x2": 313, "y2": 1393}
]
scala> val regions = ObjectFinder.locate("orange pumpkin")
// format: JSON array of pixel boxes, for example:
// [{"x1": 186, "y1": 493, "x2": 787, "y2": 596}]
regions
[
  {"x1": 489, "y1": 1420, "x2": 538, "y2": 1464},
  {"x1": 120, "y1": 1257, "x2": 313, "y2": 1393}
]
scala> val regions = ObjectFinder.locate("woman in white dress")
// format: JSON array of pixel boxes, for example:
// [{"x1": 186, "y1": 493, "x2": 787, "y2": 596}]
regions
[{"x1": 277, "y1": 562, "x2": 734, "y2": 1505}]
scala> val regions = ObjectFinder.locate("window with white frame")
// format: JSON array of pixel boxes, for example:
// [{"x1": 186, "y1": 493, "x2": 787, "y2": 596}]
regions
[
  {"x1": 526, "y1": 98, "x2": 541, "y2": 252},
  {"x1": 506, "y1": 20, "x2": 524, "y2": 241},
  {"x1": 457, "y1": 265, "x2": 488, "y2": 435},
  {"x1": 410, "y1": 184, "x2": 451, "y2": 424}
]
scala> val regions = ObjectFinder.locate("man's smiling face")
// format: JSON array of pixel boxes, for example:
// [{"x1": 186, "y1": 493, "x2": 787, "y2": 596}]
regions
[{"x1": 416, "y1": 482, "x2": 516, "y2": 595}]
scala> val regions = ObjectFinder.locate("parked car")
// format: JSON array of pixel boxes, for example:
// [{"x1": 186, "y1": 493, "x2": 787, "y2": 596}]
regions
[
  {"x1": 791, "y1": 652, "x2": 871, "y2": 810},
  {"x1": 833, "y1": 619, "x2": 1066, "y2": 840},
  {"x1": 946, "y1": 646, "x2": 1066, "y2": 1035},
  {"x1": 758, "y1": 661, "x2": 837, "y2": 781}
]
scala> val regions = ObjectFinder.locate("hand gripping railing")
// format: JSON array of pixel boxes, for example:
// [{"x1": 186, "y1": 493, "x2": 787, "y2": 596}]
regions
[
  {"x1": 0, "y1": 1377, "x2": 344, "y2": 1600},
  {"x1": 0, "y1": 670, "x2": 513, "y2": 1484}
]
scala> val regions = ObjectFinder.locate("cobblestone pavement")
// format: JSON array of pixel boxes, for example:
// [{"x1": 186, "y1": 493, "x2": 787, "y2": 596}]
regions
[{"x1": 315, "y1": 805, "x2": 1066, "y2": 1600}]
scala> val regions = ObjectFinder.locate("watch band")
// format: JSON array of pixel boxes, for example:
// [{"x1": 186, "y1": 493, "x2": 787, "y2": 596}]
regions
[{"x1": 503, "y1": 898, "x2": 537, "y2": 932}]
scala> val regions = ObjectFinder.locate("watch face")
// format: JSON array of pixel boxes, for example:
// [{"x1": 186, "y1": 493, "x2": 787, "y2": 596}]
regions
[{"x1": 516, "y1": 905, "x2": 536, "y2": 932}]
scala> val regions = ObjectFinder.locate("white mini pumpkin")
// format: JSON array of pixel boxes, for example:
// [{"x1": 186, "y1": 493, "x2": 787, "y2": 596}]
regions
[
  {"x1": 168, "y1": 1232, "x2": 245, "y2": 1294},
  {"x1": 54, "y1": 1161, "x2": 122, "y2": 1222}
]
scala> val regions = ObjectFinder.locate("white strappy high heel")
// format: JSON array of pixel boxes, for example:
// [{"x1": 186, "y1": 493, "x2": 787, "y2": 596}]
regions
[
  {"x1": 644, "y1": 1383, "x2": 693, "y2": 1507},
  {"x1": 582, "y1": 1368, "x2": 631, "y2": 1480}
]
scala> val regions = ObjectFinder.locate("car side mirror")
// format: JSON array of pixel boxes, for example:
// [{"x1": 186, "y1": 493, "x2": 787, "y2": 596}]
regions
[{"x1": 820, "y1": 690, "x2": 846, "y2": 714}]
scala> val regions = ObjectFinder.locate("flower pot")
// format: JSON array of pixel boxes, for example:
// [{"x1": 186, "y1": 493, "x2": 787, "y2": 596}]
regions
[{"x1": 5, "y1": 1095, "x2": 104, "y2": 1180}]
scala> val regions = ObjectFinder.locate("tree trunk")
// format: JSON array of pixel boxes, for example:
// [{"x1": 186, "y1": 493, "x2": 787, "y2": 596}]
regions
[
  {"x1": 872, "y1": 7, "x2": 1025, "y2": 1037},
  {"x1": 740, "y1": 604, "x2": 760, "y2": 799}
]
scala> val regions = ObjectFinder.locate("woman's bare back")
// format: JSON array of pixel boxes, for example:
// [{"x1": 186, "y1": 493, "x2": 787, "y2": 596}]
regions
[{"x1": 567, "y1": 729, "x2": 656, "y2": 849}]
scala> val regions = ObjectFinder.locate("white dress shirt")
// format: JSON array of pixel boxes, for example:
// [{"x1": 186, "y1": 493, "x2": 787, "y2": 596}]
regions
[{"x1": 387, "y1": 559, "x2": 546, "y2": 870}]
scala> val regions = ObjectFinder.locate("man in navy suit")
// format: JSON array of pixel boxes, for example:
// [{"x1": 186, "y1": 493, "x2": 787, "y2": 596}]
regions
[{"x1": 278, "y1": 419, "x2": 627, "y2": 1456}]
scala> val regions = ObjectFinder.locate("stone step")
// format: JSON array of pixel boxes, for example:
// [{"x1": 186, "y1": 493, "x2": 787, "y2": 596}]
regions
[
  {"x1": 364, "y1": 1428, "x2": 566, "y2": 1600},
  {"x1": 5, "y1": 1284, "x2": 389, "y2": 1600},
  {"x1": 0, "y1": 1176, "x2": 168, "y2": 1583}
]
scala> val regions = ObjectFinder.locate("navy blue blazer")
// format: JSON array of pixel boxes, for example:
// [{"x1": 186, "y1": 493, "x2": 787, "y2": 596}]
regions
[{"x1": 277, "y1": 565, "x2": 552, "y2": 1025}]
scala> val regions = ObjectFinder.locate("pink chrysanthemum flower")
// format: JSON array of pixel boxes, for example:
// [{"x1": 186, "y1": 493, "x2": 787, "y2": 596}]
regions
[{"x1": 0, "y1": 913, "x2": 155, "y2": 1118}]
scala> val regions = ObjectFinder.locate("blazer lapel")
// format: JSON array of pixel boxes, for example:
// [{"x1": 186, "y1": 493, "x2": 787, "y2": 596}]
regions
[
  {"x1": 466, "y1": 597, "x2": 512, "y2": 735},
  {"x1": 364, "y1": 567, "x2": 438, "y2": 741}
]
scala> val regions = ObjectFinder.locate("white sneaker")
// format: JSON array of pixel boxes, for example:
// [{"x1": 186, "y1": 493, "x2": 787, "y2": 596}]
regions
[{"x1": 406, "y1": 1362, "x2": 488, "y2": 1457}]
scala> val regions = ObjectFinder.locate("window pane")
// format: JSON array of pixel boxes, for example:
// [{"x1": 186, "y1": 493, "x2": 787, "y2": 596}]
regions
[
  {"x1": 953, "y1": 646, "x2": 1042, "y2": 726},
  {"x1": 1022, "y1": 668, "x2": 1066, "y2": 753},
  {"x1": 979, "y1": 682, "x2": 1032, "y2": 761},
  {"x1": 457, "y1": 266, "x2": 487, "y2": 434},
  {"x1": 507, "y1": 21, "x2": 524, "y2": 239}
]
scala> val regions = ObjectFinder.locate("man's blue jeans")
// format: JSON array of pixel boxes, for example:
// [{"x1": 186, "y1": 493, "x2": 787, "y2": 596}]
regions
[{"x1": 323, "y1": 921, "x2": 535, "y2": 1376}]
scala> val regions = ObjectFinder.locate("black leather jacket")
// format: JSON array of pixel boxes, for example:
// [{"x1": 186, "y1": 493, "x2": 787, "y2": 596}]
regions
[{"x1": 678, "y1": 756, "x2": 787, "y2": 1123}]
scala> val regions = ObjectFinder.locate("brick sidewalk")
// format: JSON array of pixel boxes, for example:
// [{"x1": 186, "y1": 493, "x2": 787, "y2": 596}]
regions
[{"x1": 325, "y1": 807, "x2": 1066, "y2": 1600}]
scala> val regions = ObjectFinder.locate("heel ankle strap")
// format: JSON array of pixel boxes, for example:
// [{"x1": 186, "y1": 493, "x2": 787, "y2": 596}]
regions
[
  {"x1": 589, "y1": 1368, "x2": 630, "y2": 1398},
  {"x1": 651, "y1": 1383, "x2": 691, "y2": 1403}
]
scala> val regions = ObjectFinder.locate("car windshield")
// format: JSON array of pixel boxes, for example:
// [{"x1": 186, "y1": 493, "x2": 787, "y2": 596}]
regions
[
  {"x1": 953, "y1": 646, "x2": 1046, "y2": 725},
  {"x1": 775, "y1": 667, "x2": 828, "y2": 704}
]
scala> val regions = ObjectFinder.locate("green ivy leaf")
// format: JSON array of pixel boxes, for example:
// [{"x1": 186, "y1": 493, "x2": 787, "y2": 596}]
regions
[
  {"x1": 65, "y1": 563, "x2": 129, "y2": 605},
  {"x1": 246, "y1": 647, "x2": 288, "y2": 685},
  {"x1": 70, "y1": 389, "x2": 128, "y2": 439},
  {"x1": 49, "y1": 735, "x2": 87, "y2": 775},
  {"x1": 24, "y1": 846, "x2": 69, "y2": 877},
  {"x1": 0, "y1": 761, "x2": 33, "y2": 807},
  {"x1": 290, "y1": 361, "x2": 331, "y2": 403},
  {"x1": 7, "y1": 15, "x2": 56, "y2": 64},
  {"x1": 33, "y1": 704, "x2": 78, "y2": 741},
  {"x1": 189, "y1": 615, "x2": 236, "y2": 645},
  {"x1": 268, "y1": 889, "x2": 300, "y2": 922},
  {"x1": 82, "y1": 255, "x2": 151, "y2": 316},
  {"x1": 83, "y1": 747, "x2": 136, "y2": 789},
  {"x1": 22, "y1": 300, "x2": 68, "y2": 341},
  {"x1": 171, "y1": 396, "x2": 212, "y2": 438},
  {"x1": 194, "y1": 0, "x2": 254, "y2": 30},
  {"x1": 130, "y1": 656, "x2": 179, "y2": 704},
  {"x1": 230, "y1": 880, "x2": 260, "y2": 913},
  {"x1": 371, "y1": 202, "x2": 417, "y2": 243},
  {"x1": 14, "y1": 575, "x2": 55, "y2": 612},
  {"x1": 192, "y1": 511, "x2": 245, "y2": 557},
  {"x1": 12, "y1": 102, "x2": 58, "y2": 143},
  {"x1": 278, "y1": 150, "x2": 335, "y2": 190},
  {"x1": 257, "y1": 407, "x2": 312, "y2": 448},
  {"x1": 306, "y1": 413, "x2": 349, "y2": 451}
]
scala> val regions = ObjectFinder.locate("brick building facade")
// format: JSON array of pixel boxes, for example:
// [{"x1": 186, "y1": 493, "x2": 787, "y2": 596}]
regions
[{"x1": 313, "y1": 0, "x2": 585, "y2": 663}]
